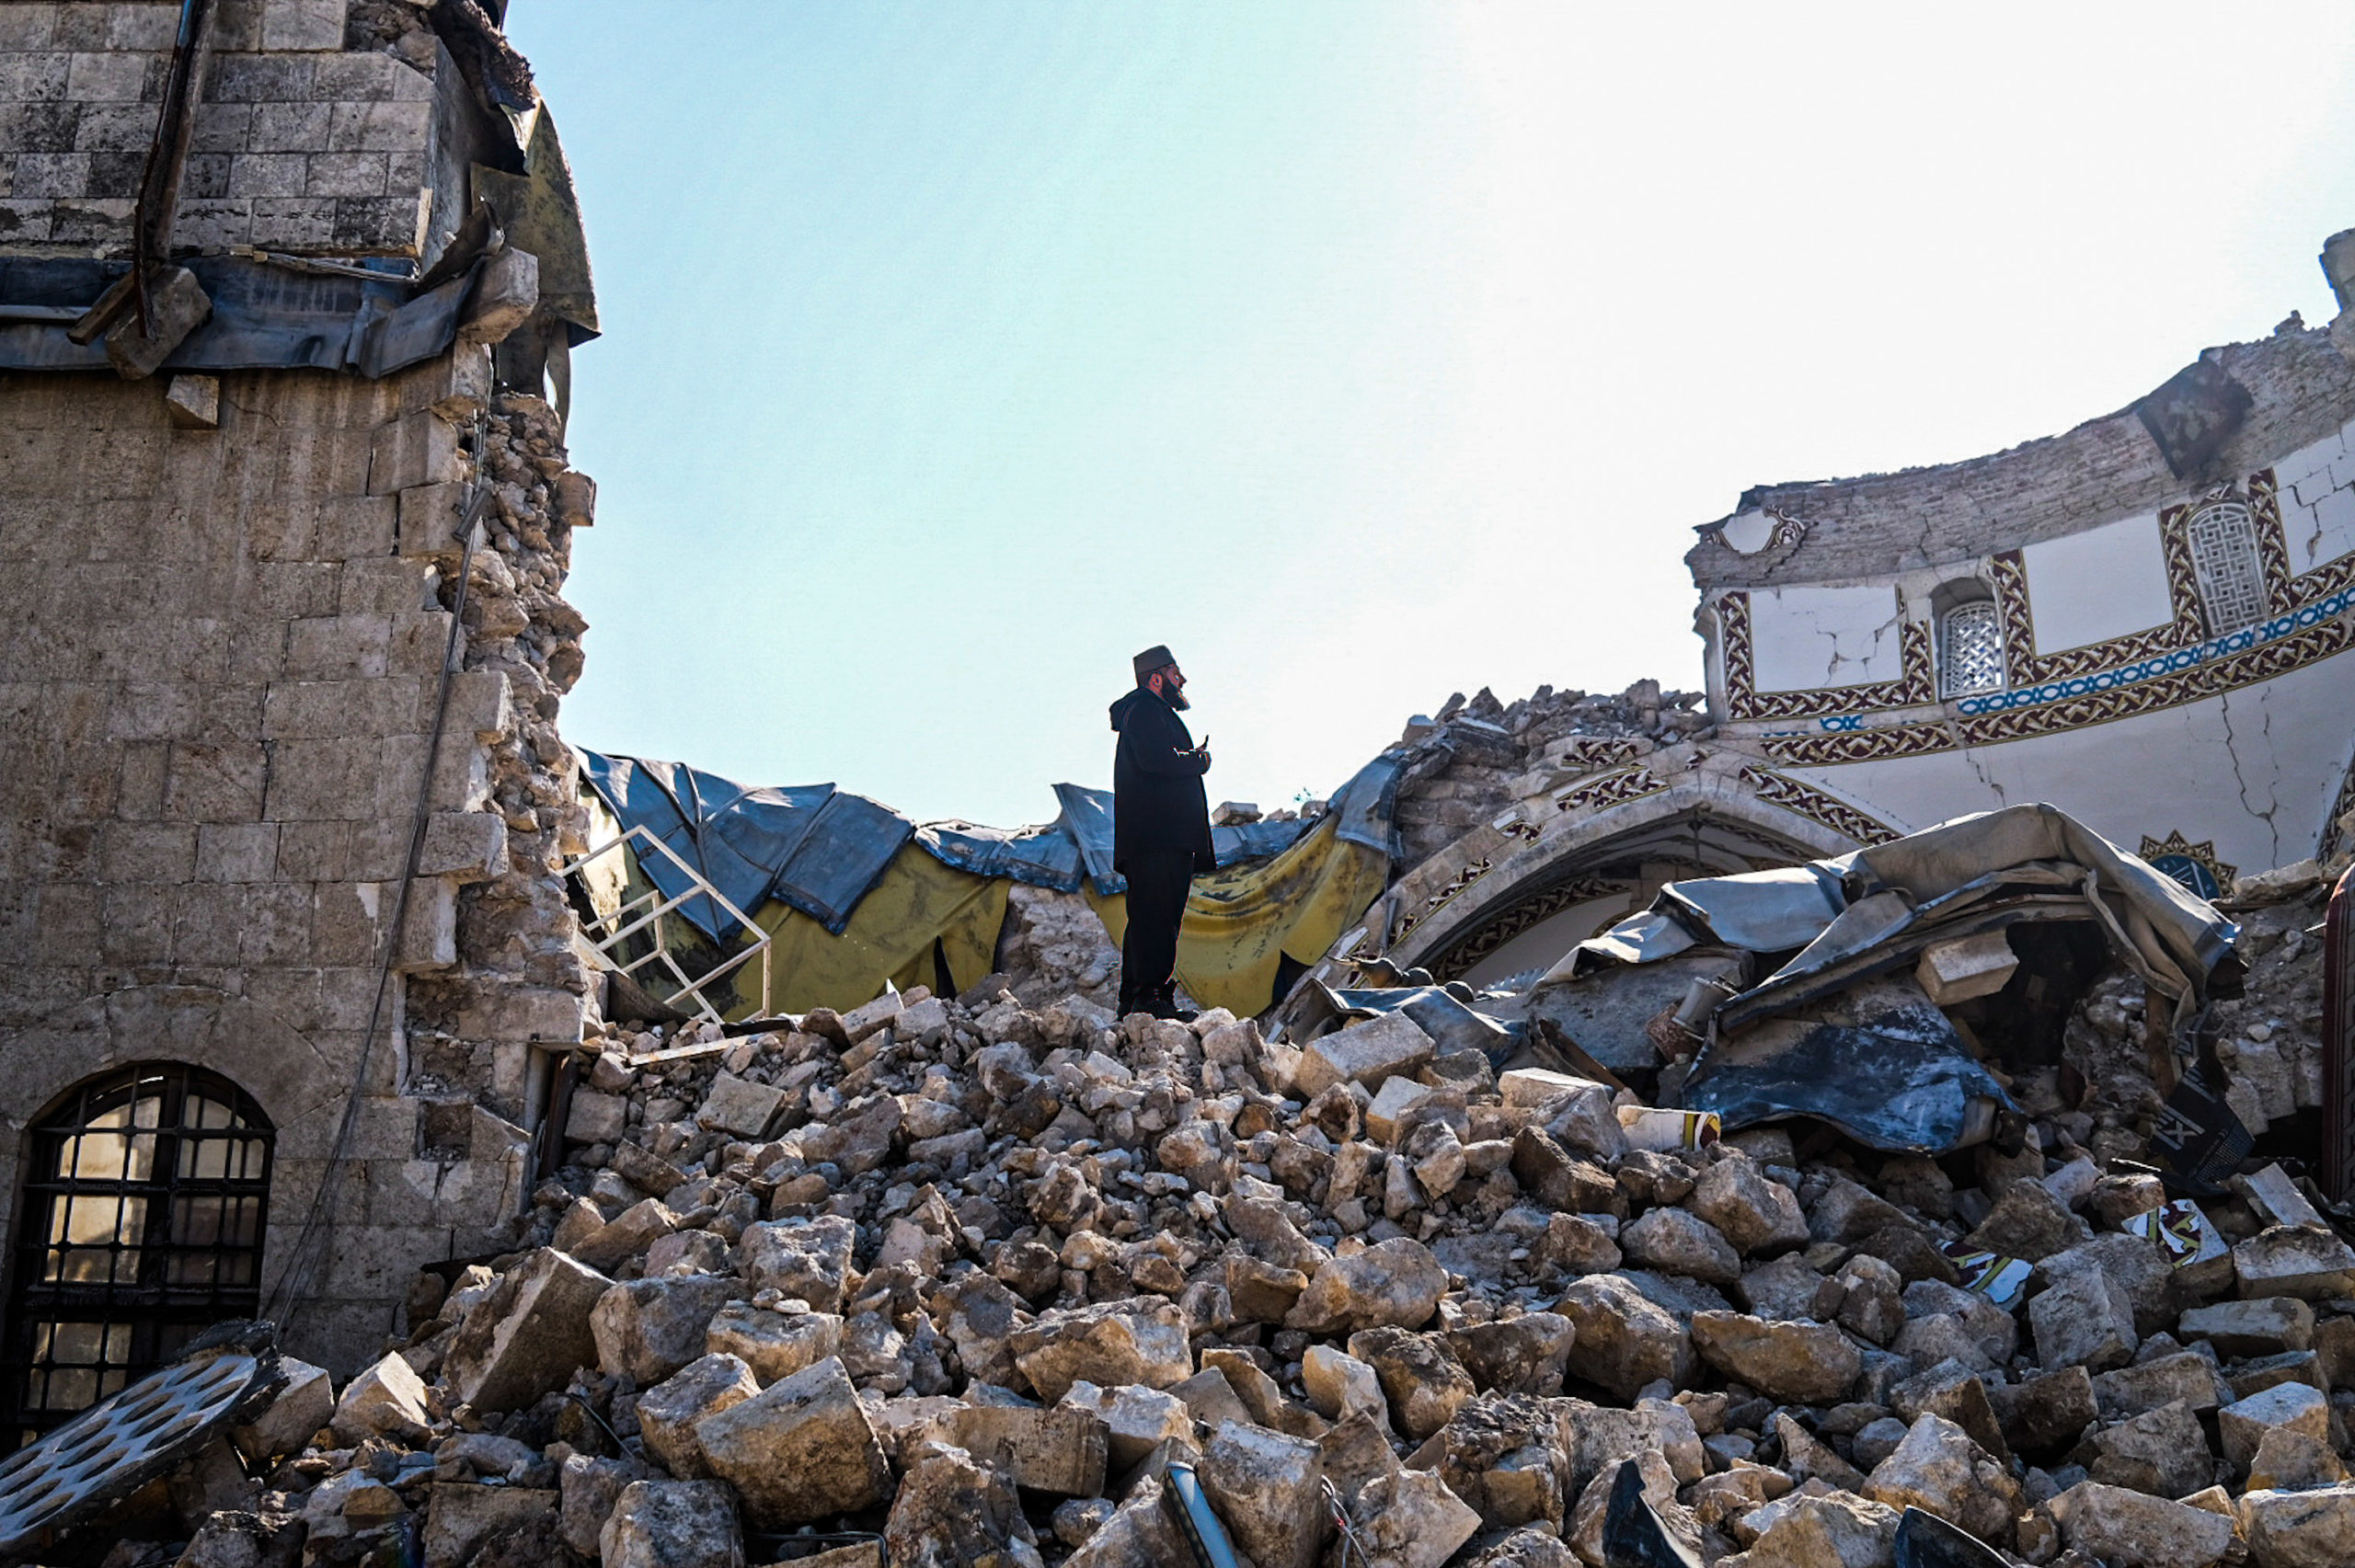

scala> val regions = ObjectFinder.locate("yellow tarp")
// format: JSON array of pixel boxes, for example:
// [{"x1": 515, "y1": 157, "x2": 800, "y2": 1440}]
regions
[
  {"x1": 1086, "y1": 815, "x2": 1389, "y2": 1018},
  {"x1": 729, "y1": 844, "x2": 1010, "y2": 1018}
]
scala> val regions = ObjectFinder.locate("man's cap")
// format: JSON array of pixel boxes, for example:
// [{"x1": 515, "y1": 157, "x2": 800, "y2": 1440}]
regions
[{"x1": 1132, "y1": 645, "x2": 1178, "y2": 680}]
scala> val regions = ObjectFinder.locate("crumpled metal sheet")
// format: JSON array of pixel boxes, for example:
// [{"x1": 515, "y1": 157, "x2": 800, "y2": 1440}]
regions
[{"x1": 0, "y1": 1321, "x2": 282, "y2": 1555}]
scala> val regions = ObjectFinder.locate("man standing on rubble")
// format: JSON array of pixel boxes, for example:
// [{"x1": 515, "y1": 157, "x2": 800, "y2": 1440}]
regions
[{"x1": 1110, "y1": 646, "x2": 1213, "y2": 1020}]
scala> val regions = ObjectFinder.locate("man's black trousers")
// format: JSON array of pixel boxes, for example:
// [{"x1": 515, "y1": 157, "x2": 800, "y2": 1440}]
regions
[{"x1": 1118, "y1": 850, "x2": 1193, "y2": 1014}]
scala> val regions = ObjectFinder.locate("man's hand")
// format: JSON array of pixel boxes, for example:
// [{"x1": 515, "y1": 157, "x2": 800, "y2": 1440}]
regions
[{"x1": 1193, "y1": 735, "x2": 1212, "y2": 772}]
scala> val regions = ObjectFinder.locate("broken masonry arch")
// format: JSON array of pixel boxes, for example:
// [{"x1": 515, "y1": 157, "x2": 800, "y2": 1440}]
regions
[{"x1": 1367, "y1": 767, "x2": 1855, "y2": 987}]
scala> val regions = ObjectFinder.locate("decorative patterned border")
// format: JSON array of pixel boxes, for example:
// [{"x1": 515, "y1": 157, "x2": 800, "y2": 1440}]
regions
[
  {"x1": 1717, "y1": 590, "x2": 1937, "y2": 720},
  {"x1": 1423, "y1": 874, "x2": 1635, "y2": 981},
  {"x1": 1739, "y1": 766, "x2": 1902, "y2": 845},
  {"x1": 1763, "y1": 576, "x2": 2355, "y2": 765},
  {"x1": 1391, "y1": 853, "x2": 1499, "y2": 947},
  {"x1": 1548, "y1": 738, "x2": 1648, "y2": 774},
  {"x1": 1553, "y1": 765, "x2": 1671, "y2": 813}
]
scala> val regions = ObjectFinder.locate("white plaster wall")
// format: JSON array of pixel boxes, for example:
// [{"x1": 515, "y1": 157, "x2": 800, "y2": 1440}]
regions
[
  {"x1": 2276, "y1": 418, "x2": 2355, "y2": 575},
  {"x1": 1782, "y1": 649, "x2": 2355, "y2": 876},
  {"x1": 2020, "y1": 513, "x2": 2173, "y2": 654},
  {"x1": 1748, "y1": 583, "x2": 1907, "y2": 692},
  {"x1": 1461, "y1": 891, "x2": 1639, "y2": 988}
]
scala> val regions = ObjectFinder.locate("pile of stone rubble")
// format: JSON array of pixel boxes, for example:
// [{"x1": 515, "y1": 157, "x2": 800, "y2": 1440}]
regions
[{"x1": 55, "y1": 874, "x2": 2355, "y2": 1568}]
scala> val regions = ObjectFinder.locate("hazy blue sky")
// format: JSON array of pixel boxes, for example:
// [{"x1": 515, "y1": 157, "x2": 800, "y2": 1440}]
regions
[{"x1": 505, "y1": 3, "x2": 2355, "y2": 827}]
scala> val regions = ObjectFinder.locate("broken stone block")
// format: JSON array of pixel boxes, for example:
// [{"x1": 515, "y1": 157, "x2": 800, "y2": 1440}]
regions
[
  {"x1": 592, "y1": 1274, "x2": 738, "y2": 1384},
  {"x1": 1531, "y1": 1077, "x2": 1627, "y2": 1162},
  {"x1": 696, "y1": 1356, "x2": 892, "y2": 1528},
  {"x1": 1770, "y1": 1411, "x2": 1866, "y2": 1492},
  {"x1": 559, "y1": 1454, "x2": 648, "y2": 1558},
  {"x1": 330, "y1": 1352, "x2": 431, "y2": 1446},
  {"x1": 1444, "y1": 1310, "x2": 1575, "y2": 1396},
  {"x1": 572, "y1": 1198, "x2": 681, "y2": 1275},
  {"x1": 2234, "y1": 1224, "x2": 2355, "y2": 1300},
  {"x1": 1809, "y1": 1174, "x2": 1912, "y2": 1244},
  {"x1": 2091, "y1": 1350, "x2": 2231, "y2": 1419},
  {"x1": 1834, "y1": 1253, "x2": 1905, "y2": 1345},
  {"x1": 638, "y1": 1352, "x2": 761, "y2": 1481},
  {"x1": 1990, "y1": 1363, "x2": 2097, "y2": 1454},
  {"x1": 1914, "y1": 929, "x2": 2018, "y2": 1004},
  {"x1": 1347, "y1": 1326, "x2": 1476, "y2": 1439},
  {"x1": 2246, "y1": 1425, "x2": 2348, "y2": 1491},
  {"x1": 2048, "y1": 1480, "x2": 2234, "y2": 1568},
  {"x1": 798, "y1": 1096, "x2": 902, "y2": 1174},
  {"x1": 1224, "y1": 1253, "x2": 1309, "y2": 1324},
  {"x1": 2220, "y1": 1379, "x2": 2332, "y2": 1472},
  {"x1": 1366, "y1": 1074, "x2": 1438, "y2": 1144},
  {"x1": 1687, "y1": 1152, "x2": 1810, "y2": 1257},
  {"x1": 1059, "y1": 1474, "x2": 1192, "y2": 1568},
  {"x1": 1203, "y1": 1348, "x2": 1326, "y2": 1439},
  {"x1": 1011, "y1": 1299, "x2": 1193, "y2": 1402},
  {"x1": 1619, "y1": 1207, "x2": 1740, "y2": 1286},
  {"x1": 1569, "y1": 1449, "x2": 1694, "y2": 1563},
  {"x1": 1536, "y1": 1212, "x2": 1622, "y2": 1275},
  {"x1": 1174, "y1": 1366, "x2": 1256, "y2": 1430},
  {"x1": 1552, "y1": 1272, "x2": 1694, "y2": 1399},
  {"x1": 2085, "y1": 1399, "x2": 2215, "y2": 1499},
  {"x1": 419, "y1": 1482, "x2": 558, "y2": 1568},
  {"x1": 695, "y1": 1070, "x2": 786, "y2": 1138},
  {"x1": 1057, "y1": 1380, "x2": 1192, "y2": 1471},
  {"x1": 2028, "y1": 1258, "x2": 2139, "y2": 1372},
  {"x1": 939, "y1": 1403, "x2": 1109, "y2": 1496},
  {"x1": 739, "y1": 1215, "x2": 857, "y2": 1312},
  {"x1": 1302, "y1": 1345, "x2": 1387, "y2": 1422},
  {"x1": 165, "y1": 372, "x2": 220, "y2": 429},
  {"x1": 440, "y1": 1247, "x2": 612, "y2": 1413},
  {"x1": 1740, "y1": 1252, "x2": 1840, "y2": 1322},
  {"x1": 1284, "y1": 1237, "x2": 1447, "y2": 1333},
  {"x1": 1199, "y1": 1420, "x2": 1331, "y2": 1568},
  {"x1": 704, "y1": 1303, "x2": 843, "y2": 1384},
  {"x1": 1964, "y1": 1180, "x2": 2088, "y2": 1262},
  {"x1": 107, "y1": 266, "x2": 212, "y2": 380},
  {"x1": 1738, "y1": 1491, "x2": 1901, "y2": 1568},
  {"x1": 460, "y1": 244, "x2": 541, "y2": 345},
  {"x1": 1334, "y1": 1466, "x2": 1481, "y2": 1568},
  {"x1": 231, "y1": 1356, "x2": 333, "y2": 1459},
  {"x1": 599, "y1": 1480, "x2": 743, "y2": 1568},
  {"x1": 1689, "y1": 1311, "x2": 1861, "y2": 1404},
  {"x1": 1292, "y1": 1011, "x2": 1435, "y2": 1099},
  {"x1": 2181, "y1": 1296, "x2": 2315, "y2": 1356},
  {"x1": 1428, "y1": 1392, "x2": 1571, "y2": 1531},
  {"x1": 884, "y1": 1444, "x2": 1037, "y2": 1568},
  {"x1": 2239, "y1": 1482, "x2": 2355, "y2": 1567}
]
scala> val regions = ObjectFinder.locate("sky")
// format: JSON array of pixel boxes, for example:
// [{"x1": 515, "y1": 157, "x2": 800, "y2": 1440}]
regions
[{"x1": 504, "y1": 2, "x2": 2355, "y2": 828}]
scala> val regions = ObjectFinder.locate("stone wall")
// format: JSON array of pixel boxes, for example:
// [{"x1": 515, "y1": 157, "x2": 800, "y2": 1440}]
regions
[
  {"x1": 0, "y1": 342, "x2": 593, "y2": 1373},
  {"x1": 0, "y1": 0, "x2": 461, "y2": 260}
]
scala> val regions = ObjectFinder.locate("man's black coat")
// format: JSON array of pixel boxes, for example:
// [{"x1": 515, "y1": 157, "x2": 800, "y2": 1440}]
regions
[{"x1": 1109, "y1": 686, "x2": 1213, "y2": 875}]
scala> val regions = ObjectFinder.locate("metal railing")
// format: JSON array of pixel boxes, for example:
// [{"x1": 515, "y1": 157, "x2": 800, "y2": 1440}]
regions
[{"x1": 560, "y1": 825, "x2": 773, "y2": 1024}]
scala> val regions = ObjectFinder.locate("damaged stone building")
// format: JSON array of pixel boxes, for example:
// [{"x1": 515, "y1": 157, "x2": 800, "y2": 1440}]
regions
[
  {"x1": 0, "y1": 0, "x2": 600, "y2": 1424},
  {"x1": 14, "y1": 7, "x2": 2355, "y2": 1568}
]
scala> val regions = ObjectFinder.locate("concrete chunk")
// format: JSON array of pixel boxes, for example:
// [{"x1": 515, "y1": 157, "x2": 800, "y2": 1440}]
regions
[{"x1": 695, "y1": 1356, "x2": 893, "y2": 1528}]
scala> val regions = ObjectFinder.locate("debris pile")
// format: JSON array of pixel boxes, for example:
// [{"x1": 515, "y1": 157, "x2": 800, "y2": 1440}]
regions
[{"x1": 29, "y1": 833, "x2": 2355, "y2": 1568}]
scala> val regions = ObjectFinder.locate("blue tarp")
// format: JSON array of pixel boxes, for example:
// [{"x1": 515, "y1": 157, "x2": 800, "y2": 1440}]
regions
[
  {"x1": 580, "y1": 748, "x2": 1409, "y2": 940},
  {"x1": 578, "y1": 752, "x2": 911, "y2": 941}
]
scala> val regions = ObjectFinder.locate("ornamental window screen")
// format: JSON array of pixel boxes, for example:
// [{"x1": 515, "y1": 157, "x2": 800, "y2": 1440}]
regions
[
  {"x1": 2186, "y1": 500, "x2": 2269, "y2": 635},
  {"x1": 3, "y1": 1065, "x2": 272, "y2": 1446},
  {"x1": 1937, "y1": 601, "x2": 2005, "y2": 697}
]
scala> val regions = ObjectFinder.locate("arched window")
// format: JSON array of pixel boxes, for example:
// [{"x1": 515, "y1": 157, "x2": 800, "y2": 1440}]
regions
[
  {"x1": 2185, "y1": 500, "x2": 2269, "y2": 635},
  {"x1": 4, "y1": 1066, "x2": 272, "y2": 1443},
  {"x1": 1934, "y1": 580, "x2": 2005, "y2": 699}
]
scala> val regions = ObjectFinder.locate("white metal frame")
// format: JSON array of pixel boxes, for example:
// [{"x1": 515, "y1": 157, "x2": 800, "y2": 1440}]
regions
[{"x1": 559, "y1": 825, "x2": 773, "y2": 1024}]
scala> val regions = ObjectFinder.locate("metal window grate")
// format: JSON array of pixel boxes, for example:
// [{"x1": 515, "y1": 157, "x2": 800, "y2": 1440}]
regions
[
  {"x1": 3, "y1": 1065, "x2": 272, "y2": 1448},
  {"x1": 2186, "y1": 500, "x2": 2269, "y2": 635},
  {"x1": 1937, "y1": 601, "x2": 2005, "y2": 697}
]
